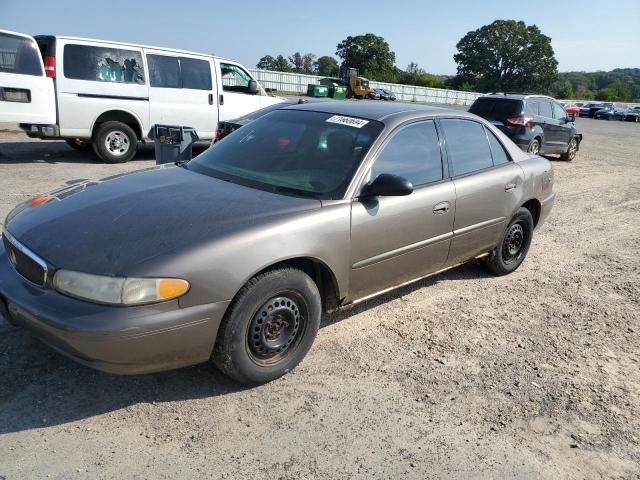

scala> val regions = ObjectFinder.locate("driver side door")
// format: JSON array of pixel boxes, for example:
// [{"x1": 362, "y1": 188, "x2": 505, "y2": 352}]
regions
[{"x1": 348, "y1": 120, "x2": 456, "y2": 301}]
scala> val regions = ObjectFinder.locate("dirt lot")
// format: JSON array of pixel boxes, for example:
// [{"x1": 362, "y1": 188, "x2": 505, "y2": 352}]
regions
[{"x1": 0, "y1": 115, "x2": 639, "y2": 480}]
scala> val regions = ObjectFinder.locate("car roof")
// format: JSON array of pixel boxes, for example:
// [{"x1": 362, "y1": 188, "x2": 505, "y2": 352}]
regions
[{"x1": 282, "y1": 101, "x2": 471, "y2": 122}]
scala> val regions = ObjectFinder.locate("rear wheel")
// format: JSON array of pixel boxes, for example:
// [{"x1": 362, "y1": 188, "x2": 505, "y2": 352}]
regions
[
  {"x1": 92, "y1": 121, "x2": 137, "y2": 163},
  {"x1": 65, "y1": 139, "x2": 91, "y2": 151},
  {"x1": 481, "y1": 208, "x2": 534, "y2": 276},
  {"x1": 213, "y1": 268, "x2": 321, "y2": 384},
  {"x1": 560, "y1": 137, "x2": 579, "y2": 161},
  {"x1": 527, "y1": 138, "x2": 541, "y2": 155}
]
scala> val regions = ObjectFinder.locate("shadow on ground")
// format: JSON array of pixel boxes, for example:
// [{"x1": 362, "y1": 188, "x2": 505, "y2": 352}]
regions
[{"x1": 0, "y1": 262, "x2": 488, "y2": 434}]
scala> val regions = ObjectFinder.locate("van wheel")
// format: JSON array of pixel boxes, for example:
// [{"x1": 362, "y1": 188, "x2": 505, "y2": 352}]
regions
[
  {"x1": 481, "y1": 208, "x2": 534, "y2": 276},
  {"x1": 65, "y1": 139, "x2": 91, "y2": 151},
  {"x1": 92, "y1": 121, "x2": 137, "y2": 163},
  {"x1": 213, "y1": 268, "x2": 321, "y2": 385}
]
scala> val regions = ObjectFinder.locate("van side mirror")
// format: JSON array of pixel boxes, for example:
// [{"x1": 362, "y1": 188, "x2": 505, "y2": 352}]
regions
[
  {"x1": 248, "y1": 80, "x2": 259, "y2": 94},
  {"x1": 361, "y1": 174, "x2": 413, "y2": 198}
]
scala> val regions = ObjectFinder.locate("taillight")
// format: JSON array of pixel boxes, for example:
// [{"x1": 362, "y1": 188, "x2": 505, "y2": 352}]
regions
[
  {"x1": 44, "y1": 55, "x2": 56, "y2": 78},
  {"x1": 506, "y1": 116, "x2": 533, "y2": 126}
]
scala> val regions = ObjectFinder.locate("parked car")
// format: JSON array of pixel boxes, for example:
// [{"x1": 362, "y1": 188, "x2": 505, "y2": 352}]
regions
[
  {"x1": 593, "y1": 105, "x2": 617, "y2": 120},
  {"x1": 0, "y1": 102, "x2": 555, "y2": 384},
  {"x1": 468, "y1": 93, "x2": 582, "y2": 160},
  {"x1": 0, "y1": 29, "x2": 283, "y2": 163},
  {"x1": 581, "y1": 102, "x2": 614, "y2": 118},
  {"x1": 562, "y1": 103, "x2": 580, "y2": 116},
  {"x1": 215, "y1": 99, "x2": 308, "y2": 141},
  {"x1": 368, "y1": 88, "x2": 396, "y2": 101},
  {"x1": 623, "y1": 106, "x2": 640, "y2": 122},
  {"x1": 367, "y1": 90, "x2": 382, "y2": 100}
]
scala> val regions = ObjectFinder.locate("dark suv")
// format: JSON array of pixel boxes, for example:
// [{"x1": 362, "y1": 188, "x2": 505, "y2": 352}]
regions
[{"x1": 469, "y1": 94, "x2": 582, "y2": 161}]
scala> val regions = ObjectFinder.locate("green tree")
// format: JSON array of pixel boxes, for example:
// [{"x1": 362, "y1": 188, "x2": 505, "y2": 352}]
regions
[
  {"x1": 256, "y1": 54, "x2": 291, "y2": 72},
  {"x1": 288, "y1": 52, "x2": 304, "y2": 73},
  {"x1": 301, "y1": 53, "x2": 317, "y2": 74},
  {"x1": 556, "y1": 81, "x2": 573, "y2": 99},
  {"x1": 595, "y1": 87, "x2": 618, "y2": 101},
  {"x1": 335, "y1": 33, "x2": 396, "y2": 80},
  {"x1": 452, "y1": 20, "x2": 558, "y2": 93},
  {"x1": 315, "y1": 55, "x2": 339, "y2": 77}
]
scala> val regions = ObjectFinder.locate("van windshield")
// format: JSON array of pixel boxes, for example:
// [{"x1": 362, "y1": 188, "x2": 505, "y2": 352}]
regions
[{"x1": 188, "y1": 110, "x2": 383, "y2": 199}]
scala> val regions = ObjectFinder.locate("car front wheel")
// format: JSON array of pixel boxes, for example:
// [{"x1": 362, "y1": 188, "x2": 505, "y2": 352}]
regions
[
  {"x1": 213, "y1": 268, "x2": 321, "y2": 384},
  {"x1": 560, "y1": 137, "x2": 579, "y2": 161},
  {"x1": 481, "y1": 208, "x2": 534, "y2": 276}
]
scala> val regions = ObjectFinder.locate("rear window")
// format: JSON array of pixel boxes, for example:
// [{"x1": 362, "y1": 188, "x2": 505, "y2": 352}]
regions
[
  {"x1": 64, "y1": 44, "x2": 144, "y2": 84},
  {"x1": 0, "y1": 32, "x2": 42, "y2": 76},
  {"x1": 469, "y1": 98, "x2": 523, "y2": 118}
]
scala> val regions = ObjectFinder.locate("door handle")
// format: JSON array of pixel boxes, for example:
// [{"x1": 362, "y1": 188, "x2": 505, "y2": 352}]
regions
[
  {"x1": 505, "y1": 183, "x2": 517, "y2": 192},
  {"x1": 433, "y1": 202, "x2": 450, "y2": 214},
  {"x1": 219, "y1": 94, "x2": 224, "y2": 105},
  {"x1": 208, "y1": 93, "x2": 214, "y2": 105}
]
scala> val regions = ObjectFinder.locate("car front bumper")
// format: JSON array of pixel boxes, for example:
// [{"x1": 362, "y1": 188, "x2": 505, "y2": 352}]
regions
[{"x1": 0, "y1": 247, "x2": 229, "y2": 374}]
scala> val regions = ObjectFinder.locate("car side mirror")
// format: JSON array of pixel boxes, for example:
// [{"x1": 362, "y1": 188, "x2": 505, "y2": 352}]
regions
[
  {"x1": 361, "y1": 174, "x2": 413, "y2": 198},
  {"x1": 567, "y1": 114, "x2": 576, "y2": 123},
  {"x1": 248, "y1": 80, "x2": 259, "y2": 94}
]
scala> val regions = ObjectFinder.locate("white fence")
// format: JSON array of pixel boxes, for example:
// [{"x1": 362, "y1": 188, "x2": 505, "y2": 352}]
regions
[{"x1": 249, "y1": 69, "x2": 482, "y2": 106}]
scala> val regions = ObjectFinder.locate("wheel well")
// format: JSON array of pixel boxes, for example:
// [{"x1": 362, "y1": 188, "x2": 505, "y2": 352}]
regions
[
  {"x1": 522, "y1": 199, "x2": 541, "y2": 227},
  {"x1": 254, "y1": 258, "x2": 341, "y2": 313},
  {"x1": 92, "y1": 111, "x2": 142, "y2": 140}
]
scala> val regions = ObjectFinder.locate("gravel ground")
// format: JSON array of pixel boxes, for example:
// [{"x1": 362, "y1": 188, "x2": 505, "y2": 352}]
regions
[{"x1": 0, "y1": 115, "x2": 639, "y2": 479}]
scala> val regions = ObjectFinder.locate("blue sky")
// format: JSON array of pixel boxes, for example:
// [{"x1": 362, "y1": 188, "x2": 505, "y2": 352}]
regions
[{"x1": 3, "y1": 0, "x2": 639, "y2": 74}]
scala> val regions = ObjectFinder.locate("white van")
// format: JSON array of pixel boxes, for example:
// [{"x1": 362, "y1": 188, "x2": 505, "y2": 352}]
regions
[{"x1": 0, "y1": 29, "x2": 283, "y2": 162}]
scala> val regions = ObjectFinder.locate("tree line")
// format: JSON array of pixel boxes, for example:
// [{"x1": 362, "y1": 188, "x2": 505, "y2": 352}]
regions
[{"x1": 255, "y1": 23, "x2": 639, "y2": 102}]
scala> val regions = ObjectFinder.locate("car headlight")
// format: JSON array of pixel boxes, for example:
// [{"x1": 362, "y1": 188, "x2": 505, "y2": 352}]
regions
[{"x1": 53, "y1": 270, "x2": 189, "y2": 305}]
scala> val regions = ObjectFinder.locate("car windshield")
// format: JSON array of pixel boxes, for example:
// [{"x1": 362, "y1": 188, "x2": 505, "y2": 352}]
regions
[{"x1": 188, "y1": 110, "x2": 384, "y2": 199}]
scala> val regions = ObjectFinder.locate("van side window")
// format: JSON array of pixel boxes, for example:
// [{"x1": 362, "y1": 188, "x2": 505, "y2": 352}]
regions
[
  {"x1": 147, "y1": 55, "x2": 212, "y2": 90},
  {"x1": 147, "y1": 54, "x2": 180, "y2": 88},
  {"x1": 440, "y1": 119, "x2": 493, "y2": 176},
  {"x1": 372, "y1": 120, "x2": 443, "y2": 187},
  {"x1": 180, "y1": 57, "x2": 212, "y2": 90},
  {"x1": 485, "y1": 128, "x2": 510, "y2": 165},
  {"x1": 0, "y1": 32, "x2": 42, "y2": 76},
  {"x1": 220, "y1": 63, "x2": 254, "y2": 94},
  {"x1": 64, "y1": 44, "x2": 144, "y2": 84}
]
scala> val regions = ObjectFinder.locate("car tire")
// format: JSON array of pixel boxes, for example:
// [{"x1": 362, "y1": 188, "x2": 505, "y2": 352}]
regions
[
  {"x1": 213, "y1": 267, "x2": 322, "y2": 385},
  {"x1": 527, "y1": 138, "x2": 541, "y2": 155},
  {"x1": 65, "y1": 139, "x2": 92, "y2": 151},
  {"x1": 560, "y1": 137, "x2": 579, "y2": 161},
  {"x1": 481, "y1": 208, "x2": 534, "y2": 276},
  {"x1": 92, "y1": 121, "x2": 137, "y2": 164}
]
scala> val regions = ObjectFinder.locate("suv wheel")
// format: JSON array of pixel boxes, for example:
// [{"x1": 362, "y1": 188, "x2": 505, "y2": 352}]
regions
[
  {"x1": 527, "y1": 139, "x2": 541, "y2": 155},
  {"x1": 560, "y1": 137, "x2": 579, "y2": 161},
  {"x1": 92, "y1": 121, "x2": 137, "y2": 163},
  {"x1": 213, "y1": 268, "x2": 321, "y2": 384},
  {"x1": 481, "y1": 208, "x2": 534, "y2": 276}
]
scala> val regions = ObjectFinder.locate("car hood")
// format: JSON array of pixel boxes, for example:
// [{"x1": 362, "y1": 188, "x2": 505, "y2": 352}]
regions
[{"x1": 5, "y1": 165, "x2": 321, "y2": 275}]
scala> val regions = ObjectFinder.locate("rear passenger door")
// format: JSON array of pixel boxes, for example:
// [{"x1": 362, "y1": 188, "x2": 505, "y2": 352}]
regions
[
  {"x1": 349, "y1": 120, "x2": 456, "y2": 300},
  {"x1": 145, "y1": 50, "x2": 218, "y2": 139},
  {"x1": 0, "y1": 30, "x2": 55, "y2": 124},
  {"x1": 439, "y1": 118, "x2": 524, "y2": 266}
]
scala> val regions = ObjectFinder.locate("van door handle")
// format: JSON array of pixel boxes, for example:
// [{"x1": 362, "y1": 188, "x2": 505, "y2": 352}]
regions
[
  {"x1": 433, "y1": 202, "x2": 450, "y2": 214},
  {"x1": 219, "y1": 94, "x2": 224, "y2": 105},
  {"x1": 505, "y1": 183, "x2": 517, "y2": 192},
  {"x1": 208, "y1": 93, "x2": 214, "y2": 105}
]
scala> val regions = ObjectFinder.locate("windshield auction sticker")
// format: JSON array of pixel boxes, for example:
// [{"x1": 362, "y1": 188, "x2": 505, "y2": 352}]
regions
[{"x1": 326, "y1": 115, "x2": 369, "y2": 128}]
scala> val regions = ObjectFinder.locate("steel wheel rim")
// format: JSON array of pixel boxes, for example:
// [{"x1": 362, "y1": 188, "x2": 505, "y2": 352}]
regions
[
  {"x1": 105, "y1": 130, "x2": 130, "y2": 157},
  {"x1": 502, "y1": 223, "x2": 526, "y2": 264},
  {"x1": 247, "y1": 292, "x2": 307, "y2": 366}
]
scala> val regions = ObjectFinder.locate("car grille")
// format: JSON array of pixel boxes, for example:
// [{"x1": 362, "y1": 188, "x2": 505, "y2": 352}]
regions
[{"x1": 2, "y1": 232, "x2": 47, "y2": 286}]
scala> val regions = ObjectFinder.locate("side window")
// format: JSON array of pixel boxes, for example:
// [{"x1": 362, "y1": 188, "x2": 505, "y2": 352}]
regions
[
  {"x1": 220, "y1": 63, "x2": 253, "y2": 93},
  {"x1": 440, "y1": 119, "x2": 493, "y2": 176},
  {"x1": 371, "y1": 121, "x2": 443, "y2": 187},
  {"x1": 0, "y1": 33, "x2": 42, "y2": 76},
  {"x1": 552, "y1": 102, "x2": 566, "y2": 119},
  {"x1": 524, "y1": 101, "x2": 539, "y2": 116},
  {"x1": 180, "y1": 57, "x2": 212, "y2": 90},
  {"x1": 147, "y1": 54, "x2": 180, "y2": 88},
  {"x1": 539, "y1": 101, "x2": 552, "y2": 118},
  {"x1": 485, "y1": 128, "x2": 510, "y2": 165},
  {"x1": 64, "y1": 44, "x2": 144, "y2": 83}
]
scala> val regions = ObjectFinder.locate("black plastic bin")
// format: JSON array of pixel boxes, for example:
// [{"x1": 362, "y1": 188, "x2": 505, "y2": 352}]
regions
[{"x1": 148, "y1": 125, "x2": 199, "y2": 165}]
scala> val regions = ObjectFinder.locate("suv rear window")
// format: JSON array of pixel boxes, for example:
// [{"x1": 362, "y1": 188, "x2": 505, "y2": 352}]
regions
[
  {"x1": 63, "y1": 44, "x2": 144, "y2": 84},
  {"x1": 0, "y1": 32, "x2": 42, "y2": 76},
  {"x1": 469, "y1": 98, "x2": 523, "y2": 119}
]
